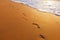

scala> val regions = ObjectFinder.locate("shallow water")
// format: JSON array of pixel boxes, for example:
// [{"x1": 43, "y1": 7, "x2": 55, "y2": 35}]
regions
[{"x1": 12, "y1": 0, "x2": 60, "y2": 16}]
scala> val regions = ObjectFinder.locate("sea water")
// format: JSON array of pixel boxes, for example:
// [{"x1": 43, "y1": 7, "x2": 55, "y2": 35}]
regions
[{"x1": 11, "y1": 0, "x2": 60, "y2": 16}]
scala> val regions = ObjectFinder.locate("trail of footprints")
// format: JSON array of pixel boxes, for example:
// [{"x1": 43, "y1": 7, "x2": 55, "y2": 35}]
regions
[{"x1": 22, "y1": 13, "x2": 45, "y2": 40}]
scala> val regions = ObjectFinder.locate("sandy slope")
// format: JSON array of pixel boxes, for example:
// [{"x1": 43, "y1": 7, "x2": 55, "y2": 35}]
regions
[{"x1": 0, "y1": 0, "x2": 60, "y2": 40}]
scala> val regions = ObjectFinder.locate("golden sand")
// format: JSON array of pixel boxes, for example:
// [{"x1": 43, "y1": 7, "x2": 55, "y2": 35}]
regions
[{"x1": 0, "y1": 0, "x2": 60, "y2": 40}]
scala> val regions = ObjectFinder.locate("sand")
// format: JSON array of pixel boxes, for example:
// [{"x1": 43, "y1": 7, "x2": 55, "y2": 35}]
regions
[{"x1": 0, "y1": 0, "x2": 60, "y2": 40}]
